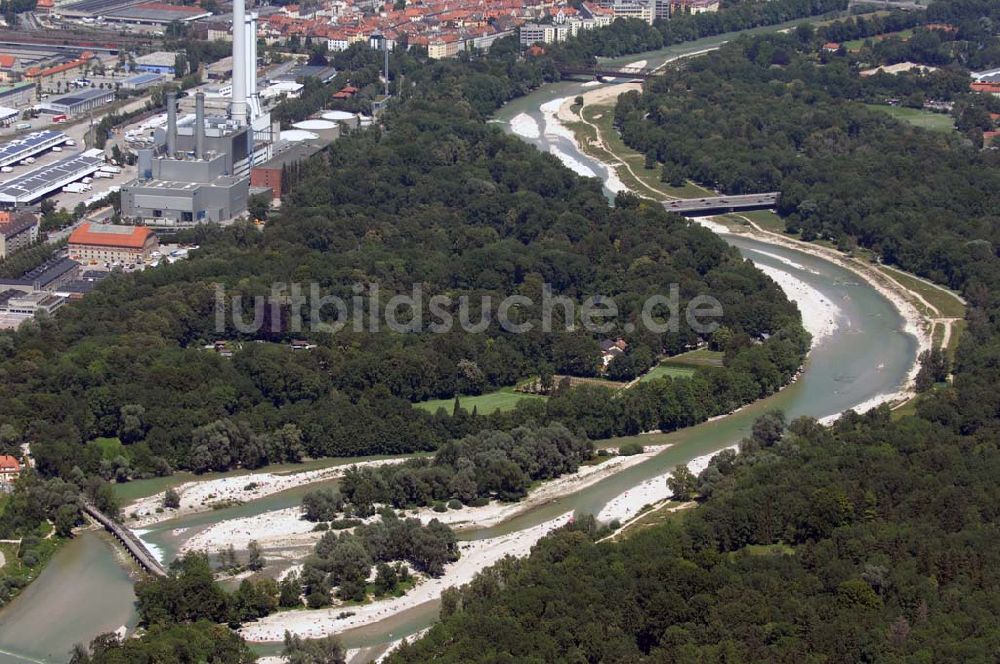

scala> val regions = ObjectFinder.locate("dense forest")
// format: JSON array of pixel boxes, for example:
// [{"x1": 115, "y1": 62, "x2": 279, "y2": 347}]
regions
[
  {"x1": 0, "y1": 43, "x2": 807, "y2": 483},
  {"x1": 386, "y1": 3, "x2": 1000, "y2": 661},
  {"x1": 617, "y1": 14, "x2": 1000, "y2": 289},
  {"x1": 390, "y1": 405, "x2": 1000, "y2": 661}
]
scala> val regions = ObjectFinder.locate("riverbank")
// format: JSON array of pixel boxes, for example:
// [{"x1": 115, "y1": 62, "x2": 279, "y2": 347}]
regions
[
  {"x1": 176, "y1": 445, "x2": 670, "y2": 555},
  {"x1": 555, "y1": 81, "x2": 934, "y2": 413},
  {"x1": 239, "y1": 512, "x2": 574, "y2": 642},
  {"x1": 125, "y1": 457, "x2": 411, "y2": 529},
  {"x1": 716, "y1": 214, "x2": 933, "y2": 414}
]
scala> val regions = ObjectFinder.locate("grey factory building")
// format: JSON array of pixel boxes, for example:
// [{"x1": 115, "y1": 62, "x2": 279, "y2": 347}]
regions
[
  {"x1": 120, "y1": 93, "x2": 250, "y2": 224},
  {"x1": 38, "y1": 88, "x2": 115, "y2": 117},
  {"x1": 120, "y1": 0, "x2": 274, "y2": 226}
]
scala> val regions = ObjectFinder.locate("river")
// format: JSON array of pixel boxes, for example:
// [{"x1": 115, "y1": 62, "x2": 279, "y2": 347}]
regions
[{"x1": 0, "y1": 26, "x2": 917, "y2": 664}]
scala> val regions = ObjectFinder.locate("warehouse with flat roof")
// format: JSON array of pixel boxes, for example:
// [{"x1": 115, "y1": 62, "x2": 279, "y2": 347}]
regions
[
  {"x1": 0, "y1": 131, "x2": 70, "y2": 168},
  {"x1": 39, "y1": 88, "x2": 115, "y2": 117},
  {"x1": 0, "y1": 151, "x2": 104, "y2": 206}
]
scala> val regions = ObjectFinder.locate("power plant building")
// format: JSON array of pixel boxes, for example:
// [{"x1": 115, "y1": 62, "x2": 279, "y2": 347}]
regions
[{"x1": 120, "y1": 0, "x2": 273, "y2": 226}]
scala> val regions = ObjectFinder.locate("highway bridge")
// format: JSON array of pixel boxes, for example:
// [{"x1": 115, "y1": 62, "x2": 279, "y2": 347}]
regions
[
  {"x1": 555, "y1": 63, "x2": 657, "y2": 80},
  {"x1": 662, "y1": 192, "x2": 780, "y2": 216},
  {"x1": 83, "y1": 501, "x2": 167, "y2": 577}
]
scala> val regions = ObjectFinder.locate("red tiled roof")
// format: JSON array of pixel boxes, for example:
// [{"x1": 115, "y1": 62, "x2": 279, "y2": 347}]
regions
[
  {"x1": 971, "y1": 82, "x2": 1000, "y2": 94},
  {"x1": 0, "y1": 55, "x2": 15, "y2": 68},
  {"x1": 69, "y1": 223, "x2": 155, "y2": 249},
  {"x1": 0, "y1": 455, "x2": 19, "y2": 472}
]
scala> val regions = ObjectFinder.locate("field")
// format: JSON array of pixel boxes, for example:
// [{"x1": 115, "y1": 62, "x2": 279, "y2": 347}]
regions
[
  {"x1": 568, "y1": 104, "x2": 711, "y2": 200},
  {"x1": 413, "y1": 387, "x2": 547, "y2": 416},
  {"x1": 877, "y1": 265, "x2": 965, "y2": 318},
  {"x1": 843, "y1": 29, "x2": 914, "y2": 50},
  {"x1": 663, "y1": 348, "x2": 725, "y2": 367},
  {"x1": 640, "y1": 363, "x2": 696, "y2": 382},
  {"x1": 864, "y1": 104, "x2": 955, "y2": 133}
]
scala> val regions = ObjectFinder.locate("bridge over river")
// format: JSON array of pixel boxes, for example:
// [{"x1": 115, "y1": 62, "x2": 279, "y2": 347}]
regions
[
  {"x1": 555, "y1": 63, "x2": 657, "y2": 79},
  {"x1": 662, "y1": 192, "x2": 780, "y2": 216},
  {"x1": 82, "y1": 502, "x2": 167, "y2": 577}
]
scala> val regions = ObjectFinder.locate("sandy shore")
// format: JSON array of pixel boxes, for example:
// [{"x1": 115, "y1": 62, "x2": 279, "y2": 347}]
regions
[
  {"x1": 714, "y1": 215, "x2": 933, "y2": 413},
  {"x1": 239, "y1": 512, "x2": 574, "y2": 642},
  {"x1": 176, "y1": 445, "x2": 671, "y2": 554},
  {"x1": 126, "y1": 458, "x2": 410, "y2": 528},
  {"x1": 179, "y1": 507, "x2": 321, "y2": 554},
  {"x1": 597, "y1": 444, "x2": 739, "y2": 523},
  {"x1": 754, "y1": 263, "x2": 841, "y2": 345}
]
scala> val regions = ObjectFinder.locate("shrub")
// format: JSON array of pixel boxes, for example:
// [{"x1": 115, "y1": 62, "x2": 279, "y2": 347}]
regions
[{"x1": 618, "y1": 442, "x2": 644, "y2": 456}]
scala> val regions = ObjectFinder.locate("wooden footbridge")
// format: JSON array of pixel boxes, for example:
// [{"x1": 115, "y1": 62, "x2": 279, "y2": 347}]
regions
[{"x1": 83, "y1": 501, "x2": 167, "y2": 577}]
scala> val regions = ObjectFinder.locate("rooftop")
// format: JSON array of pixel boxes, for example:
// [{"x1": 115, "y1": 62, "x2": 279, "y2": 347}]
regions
[
  {"x1": 69, "y1": 222, "x2": 156, "y2": 248},
  {"x1": 0, "y1": 151, "x2": 104, "y2": 204}
]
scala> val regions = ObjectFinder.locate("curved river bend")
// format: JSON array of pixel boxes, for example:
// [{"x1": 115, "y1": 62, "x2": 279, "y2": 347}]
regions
[{"x1": 0, "y1": 48, "x2": 916, "y2": 664}]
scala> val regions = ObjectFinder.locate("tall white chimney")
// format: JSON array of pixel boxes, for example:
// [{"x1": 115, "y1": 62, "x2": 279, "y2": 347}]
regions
[
  {"x1": 246, "y1": 10, "x2": 262, "y2": 118},
  {"x1": 231, "y1": 0, "x2": 248, "y2": 126}
]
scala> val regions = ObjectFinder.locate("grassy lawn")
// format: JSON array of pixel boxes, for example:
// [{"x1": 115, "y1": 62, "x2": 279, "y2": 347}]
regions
[
  {"x1": 876, "y1": 265, "x2": 965, "y2": 318},
  {"x1": 414, "y1": 387, "x2": 547, "y2": 416},
  {"x1": 571, "y1": 105, "x2": 710, "y2": 200},
  {"x1": 729, "y1": 210, "x2": 789, "y2": 234},
  {"x1": 611, "y1": 501, "x2": 692, "y2": 540},
  {"x1": 88, "y1": 436, "x2": 124, "y2": 459},
  {"x1": 664, "y1": 348, "x2": 725, "y2": 368},
  {"x1": 946, "y1": 320, "x2": 966, "y2": 360},
  {"x1": 843, "y1": 29, "x2": 914, "y2": 50},
  {"x1": 640, "y1": 363, "x2": 696, "y2": 382},
  {"x1": 864, "y1": 104, "x2": 955, "y2": 133}
]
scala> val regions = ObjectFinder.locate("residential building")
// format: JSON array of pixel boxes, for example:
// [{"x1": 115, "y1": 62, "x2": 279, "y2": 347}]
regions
[
  {"x1": 520, "y1": 23, "x2": 570, "y2": 46},
  {"x1": 68, "y1": 223, "x2": 159, "y2": 265},
  {"x1": 613, "y1": 0, "x2": 654, "y2": 25},
  {"x1": 0, "y1": 455, "x2": 19, "y2": 490},
  {"x1": 0, "y1": 212, "x2": 38, "y2": 259},
  {"x1": 428, "y1": 35, "x2": 462, "y2": 59}
]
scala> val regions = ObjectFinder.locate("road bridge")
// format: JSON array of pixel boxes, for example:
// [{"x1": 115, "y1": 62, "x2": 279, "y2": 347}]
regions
[
  {"x1": 662, "y1": 192, "x2": 780, "y2": 216},
  {"x1": 555, "y1": 63, "x2": 657, "y2": 80},
  {"x1": 82, "y1": 501, "x2": 167, "y2": 577}
]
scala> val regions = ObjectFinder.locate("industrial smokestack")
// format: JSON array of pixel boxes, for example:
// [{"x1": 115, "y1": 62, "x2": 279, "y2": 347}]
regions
[
  {"x1": 195, "y1": 92, "x2": 206, "y2": 159},
  {"x1": 231, "y1": 0, "x2": 248, "y2": 126},
  {"x1": 166, "y1": 91, "x2": 177, "y2": 156}
]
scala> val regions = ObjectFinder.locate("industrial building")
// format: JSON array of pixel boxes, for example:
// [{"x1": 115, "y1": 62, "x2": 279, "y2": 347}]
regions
[
  {"x1": 120, "y1": 0, "x2": 275, "y2": 226},
  {"x1": 39, "y1": 88, "x2": 115, "y2": 117},
  {"x1": 0, "y1": 212, "x2": 39, "y2": 258},
  {"x1": 57, "y1": 0, "x2": 209, "y2": 24},
  {"x1": 0, "y1": 150, "x2": 104, "y2": 207},
  {"x1": 133, "y1": 51, "x2": 180, "y2": 77},
  {"x1": 100, "y1": 2, "x2": 210, "y2": 25},
  {"x1": 0, "y1": 131, "x2": 71, "y2": 168},
  {"x1": 121, "y1": 72, "x2": 165, "y2": 91},
  {"x1": 0, "y1": 256, "x2": 80, "y2": 292},
  {"x1": 250, "y1": 141, "x2": 325, "y2": 201},
  {"x1": 0, "y1": 290, "x2": 65, "y2": 328},
  {"x1": 68, "y1": 222, "x2": 158, "y2": 264},
  {"x1": 0, "y1": 82, "x2": 35, "y2": 109}
]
